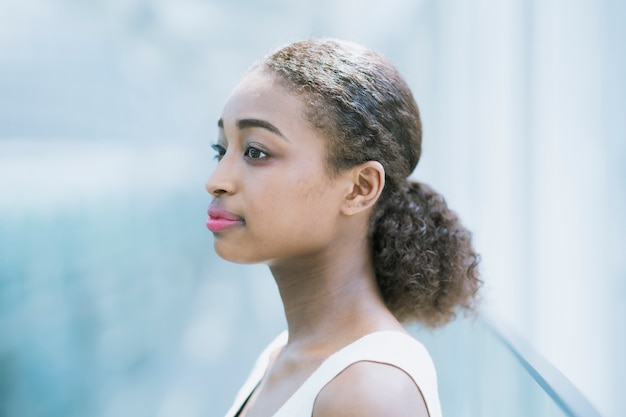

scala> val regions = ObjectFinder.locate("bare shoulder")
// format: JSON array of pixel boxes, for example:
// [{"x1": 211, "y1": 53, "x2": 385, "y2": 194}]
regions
[{"x1": 312, "y1": 361, "x2": 430, "y2": 417}]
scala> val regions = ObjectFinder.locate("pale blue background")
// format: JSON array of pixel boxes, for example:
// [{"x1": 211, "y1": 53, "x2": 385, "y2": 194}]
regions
[{"x1": 1, "y1": 1, "x2": 624, "y2": 416}]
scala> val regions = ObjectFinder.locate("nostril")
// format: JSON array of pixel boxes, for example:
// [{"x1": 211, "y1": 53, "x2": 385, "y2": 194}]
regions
[
  {"x1": 206, "y1": 170, "x2": 235, "y2": 196},
  {"x1": 207, "y1": 184, "x2": 231, "y2": 197}
]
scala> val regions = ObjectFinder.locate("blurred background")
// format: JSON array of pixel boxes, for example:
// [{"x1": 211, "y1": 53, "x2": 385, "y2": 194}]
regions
[{"x1": 0, "y1": 0, "x2": 624, "y2": 416}]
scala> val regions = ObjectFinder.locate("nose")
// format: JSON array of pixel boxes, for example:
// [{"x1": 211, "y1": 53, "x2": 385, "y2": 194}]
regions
[{"x1": 205, "y1": 158, "x2": 237, "y2": 197}]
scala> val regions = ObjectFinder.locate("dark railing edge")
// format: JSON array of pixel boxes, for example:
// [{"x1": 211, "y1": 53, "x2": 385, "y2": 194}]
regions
[{"x1": 481, "y1": 316, "x2": 603, "y2": 417}]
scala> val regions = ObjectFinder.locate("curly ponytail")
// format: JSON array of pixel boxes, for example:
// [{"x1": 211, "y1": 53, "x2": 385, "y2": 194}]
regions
[
  {"x1": 262, "y1": 38, "x2": 481, "y2": 327},
  {"x1": 371, "y1": 181, "x2": 481, "y2": 327}
]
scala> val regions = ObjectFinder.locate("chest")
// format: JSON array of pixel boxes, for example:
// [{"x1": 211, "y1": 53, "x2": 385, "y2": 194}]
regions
[{"x1": 238, "y1": 357, "x2": 320, "y2": 417}]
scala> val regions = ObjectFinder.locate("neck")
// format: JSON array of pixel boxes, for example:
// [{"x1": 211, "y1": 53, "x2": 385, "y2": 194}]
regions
[{"x1": 268, "y1": 238, "x2": 402, "y2": 354}]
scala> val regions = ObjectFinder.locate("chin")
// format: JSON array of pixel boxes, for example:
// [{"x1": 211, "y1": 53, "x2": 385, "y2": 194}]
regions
[{"x1": 213, "y1": 241, "x2": 263, "y2": 265}]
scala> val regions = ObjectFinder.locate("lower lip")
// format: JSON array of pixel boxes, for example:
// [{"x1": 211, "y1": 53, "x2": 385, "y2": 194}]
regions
[{"x1": 206, "y1": 217, "x2": 244, "y2": 232}]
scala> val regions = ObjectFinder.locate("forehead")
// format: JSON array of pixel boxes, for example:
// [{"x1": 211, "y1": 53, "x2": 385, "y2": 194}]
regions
[{"x1": 221, "y1": 70, "x2": 306, "y2": 126}]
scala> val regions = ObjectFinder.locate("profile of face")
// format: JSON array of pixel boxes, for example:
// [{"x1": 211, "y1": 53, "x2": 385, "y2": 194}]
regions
[{"x1": 205, "y1": 69, "x2": 356, "y2": 265}]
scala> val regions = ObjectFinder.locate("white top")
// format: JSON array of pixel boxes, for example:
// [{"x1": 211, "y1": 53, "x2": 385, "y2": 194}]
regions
[{"x1": 223, "y1": 331, "x2": 443, "y2": 417}]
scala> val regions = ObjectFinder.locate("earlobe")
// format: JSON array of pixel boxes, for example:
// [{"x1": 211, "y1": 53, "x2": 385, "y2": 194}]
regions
[{"x1": 341, "y1": 161, "x2": 385, "y2": 216}]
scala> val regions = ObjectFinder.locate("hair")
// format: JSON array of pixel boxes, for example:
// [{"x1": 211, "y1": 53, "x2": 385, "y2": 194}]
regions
[{"x1": 260, "y1": 39, "x2": 481, "y2": 327}]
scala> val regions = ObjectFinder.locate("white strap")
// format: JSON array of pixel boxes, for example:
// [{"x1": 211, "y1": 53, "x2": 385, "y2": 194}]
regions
[
  {"x1": 223, "y1": 331, "x2": 288, "y2": 417},
  {"x1": 274, "y1": 331, "x2": 442, "y2": 417},
  {"x1": 224, "y1": 331, "x2": 442, "y2": 417}
]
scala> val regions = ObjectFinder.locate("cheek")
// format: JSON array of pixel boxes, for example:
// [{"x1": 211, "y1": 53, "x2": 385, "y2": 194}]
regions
[
  {"x1": 252, "y1": 170, "x2": 335, "y2": 231},
  {"x1": 289, "y1": 158, "x2": 334, "y2": 199},
  {"x1": 296, "y1": 176, "x2": 332, "y2": 203},
  {"x1": 215, "y1": 172, "x2": 341, "y2": 264},
  {"x1": 287, "y1": 167, "x2": 333, "y2": 206},
  {"x1": 278, "y1": 175, "x2": 339, "y2": 232}
]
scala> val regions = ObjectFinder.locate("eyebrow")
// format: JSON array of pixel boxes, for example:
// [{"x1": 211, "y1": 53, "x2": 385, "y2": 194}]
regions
[{"x1": 217, "y1": 118, "x2": 290, "y2": 142}]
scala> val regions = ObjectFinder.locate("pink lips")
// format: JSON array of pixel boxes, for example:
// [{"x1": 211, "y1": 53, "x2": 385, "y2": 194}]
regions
[{"x1": 206, "y1": 205, "x2": 244, "y2": 232}]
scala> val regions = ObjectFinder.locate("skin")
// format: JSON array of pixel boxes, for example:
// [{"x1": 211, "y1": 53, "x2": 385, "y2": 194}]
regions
[{"x1": 206, "y1": 69, "x2": 429, "y2": 417}]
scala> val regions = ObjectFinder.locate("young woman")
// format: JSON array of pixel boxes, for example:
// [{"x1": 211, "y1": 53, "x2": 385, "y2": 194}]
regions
[{"x1": 206, "y1": 39, "x2": 481, "y2": 417}]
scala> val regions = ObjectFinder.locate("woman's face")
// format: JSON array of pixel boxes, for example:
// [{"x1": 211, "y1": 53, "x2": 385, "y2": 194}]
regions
[{"x1": 205, "y1": 69, "x2": 353, "y2": 265}]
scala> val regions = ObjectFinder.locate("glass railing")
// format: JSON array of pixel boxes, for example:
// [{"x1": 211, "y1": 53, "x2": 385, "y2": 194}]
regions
[
  {"x1": 410, "y1": 318, "x2": 603, "y2": 417},
  {"x1": 483, "y1": 318, "x2": 603, "y2": 417}
]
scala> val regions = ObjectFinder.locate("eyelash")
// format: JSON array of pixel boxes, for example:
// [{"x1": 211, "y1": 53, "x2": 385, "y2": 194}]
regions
[
  {"x1": 211, "y1": 143, "x2": 269, "y2": 161},
  {"x1": 211, "y1": 144, "x2": 226, "y2": 161}
]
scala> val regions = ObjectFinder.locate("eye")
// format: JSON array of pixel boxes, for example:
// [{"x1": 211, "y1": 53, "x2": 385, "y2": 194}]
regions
[
  {"x1": 211, "y1": 143, "x2": 226, "y2": 161},
  {"x1": 244, "y1": 145, "x2": 268, "y2": 160}
]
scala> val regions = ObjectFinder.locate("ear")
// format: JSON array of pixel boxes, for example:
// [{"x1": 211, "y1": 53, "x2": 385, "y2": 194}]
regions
[{"x1": 341, "y1": 161, "x2": 385, "y2": 216}]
